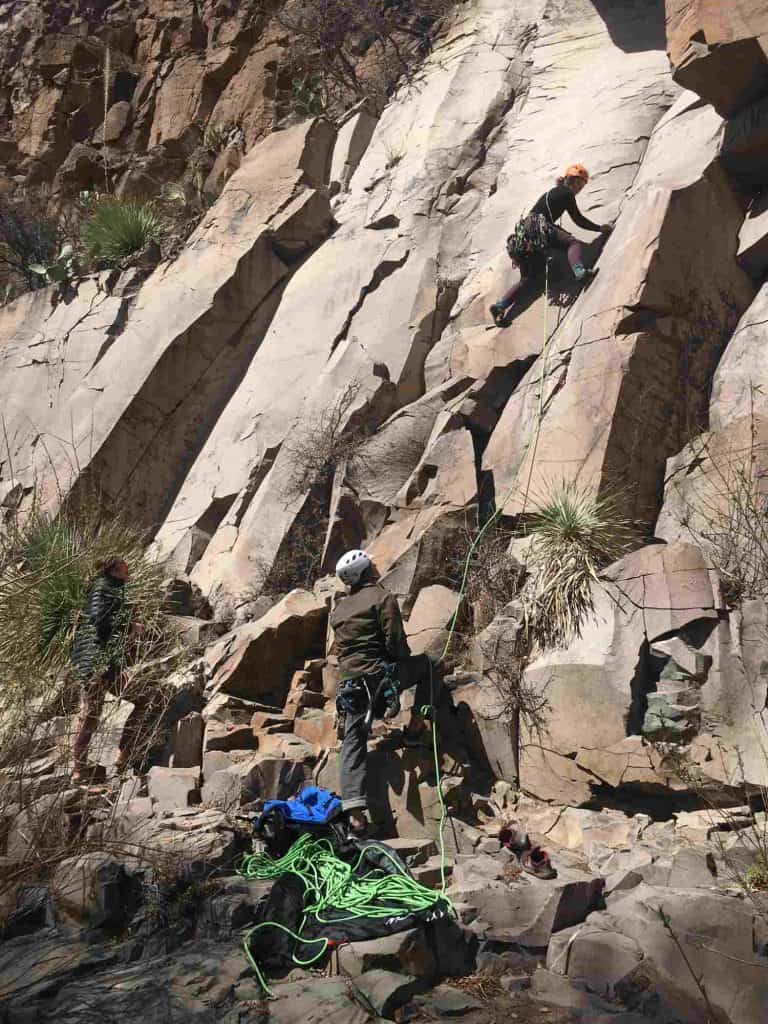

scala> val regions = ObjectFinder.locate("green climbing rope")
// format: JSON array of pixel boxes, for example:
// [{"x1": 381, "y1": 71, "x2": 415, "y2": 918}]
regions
[
  {"x1": 239, "y1": 832, "x2": 451, "y2": 995},
  {"x1": 429, "y1": 260, "x2": 553, "y2": 893},
  {"x1": 240, "y1": 267, "x2": 555, "y2": 994}
]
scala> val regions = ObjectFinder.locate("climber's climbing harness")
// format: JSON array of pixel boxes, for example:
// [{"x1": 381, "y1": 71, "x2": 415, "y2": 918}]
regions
[{"x1": 335, "y1": 663, "x2": 399, "y2": 739}]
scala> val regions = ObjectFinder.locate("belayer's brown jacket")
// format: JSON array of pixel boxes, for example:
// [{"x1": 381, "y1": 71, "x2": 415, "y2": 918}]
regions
[{"x1": 330, "y1": 580, "x2": 411, "y2": 678}]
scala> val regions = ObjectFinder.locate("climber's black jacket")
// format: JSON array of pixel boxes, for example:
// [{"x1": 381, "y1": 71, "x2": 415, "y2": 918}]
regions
[
  {"x1": 330, "y1": 580, "x2": 411, "y2": 679},
  {"x1": 529, "y1": 184, "x2": 602, "y2": 232},
  {"x1": 70, "y1": 574, "x2": 125, "y2": 678}
]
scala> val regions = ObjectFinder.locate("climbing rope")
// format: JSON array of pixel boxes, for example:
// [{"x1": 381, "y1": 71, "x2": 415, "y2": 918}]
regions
[
  {"x1": 240, "y1": 267, "x2": 556, "y2": 993},
  {"x1": 239, "y1": 833, "x2": 450, "y2": 995},
  {"x1": 429, "y1": 260, "x2": 554, "y2": 892}
]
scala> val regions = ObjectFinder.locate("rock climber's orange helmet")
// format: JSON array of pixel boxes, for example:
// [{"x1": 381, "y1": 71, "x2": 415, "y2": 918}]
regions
[{"x1": 564, "y1": 163, "x2": 589, "y2": 182}]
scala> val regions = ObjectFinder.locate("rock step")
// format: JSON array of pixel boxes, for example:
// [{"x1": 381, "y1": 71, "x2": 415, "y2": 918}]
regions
[
  {"x1": 411, "y1": 854, "x2": 453, "y2": 889},
  {"x1": 651, "y1": 683, "x2": 700, "y2": 704},
  {"x1": 385, "y1": 837, "x2": 438, "y2": 866},
  {"x1": 647, "y1": 692, "x2": 700, "y2": 716}
]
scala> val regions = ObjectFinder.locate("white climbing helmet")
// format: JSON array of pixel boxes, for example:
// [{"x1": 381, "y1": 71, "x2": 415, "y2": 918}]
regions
[{"x1": 336, "y1": 549, "x2": 371, "y2": 586}]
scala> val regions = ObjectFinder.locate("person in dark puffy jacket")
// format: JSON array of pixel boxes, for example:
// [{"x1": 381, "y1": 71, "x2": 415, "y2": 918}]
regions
[
  {"x1": 490, "y1": 163, "x2": 613, "y2": 328},
  {"x1": 70, "y1": 556, "x2": 141, "y2": 781},
  {"x1": 330, "y1": 549, "x2": 450, "y2": 834}
]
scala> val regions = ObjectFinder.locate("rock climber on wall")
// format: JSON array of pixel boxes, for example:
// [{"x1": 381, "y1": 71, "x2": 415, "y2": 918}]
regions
[
  {"x1": 330, "y1": 549, "x2": 451, "y2": 836},
  {"x1": 490, "y1": 163, "x2": 613, "y2": 328}
]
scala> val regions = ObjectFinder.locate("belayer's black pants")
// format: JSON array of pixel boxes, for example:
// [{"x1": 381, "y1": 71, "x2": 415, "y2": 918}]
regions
[{"x1": 339, "y1": 654, "x2": 443, "y2": 813}]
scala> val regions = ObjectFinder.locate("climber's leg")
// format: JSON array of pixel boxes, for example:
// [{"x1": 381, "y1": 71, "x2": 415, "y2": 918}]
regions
[
  {"x1": 490, "y1": 262, "x2": 531, "y2": 325},
  {"x1": 554, "y1": 227, "x2": 593, "y2": 281}
]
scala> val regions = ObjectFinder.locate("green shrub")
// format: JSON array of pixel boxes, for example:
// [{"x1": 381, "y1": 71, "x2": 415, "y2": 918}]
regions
[
  {"x1": 81, "y1": 198, "x2": 163, "y2": 265},
  {"x1": 524, "y1": 482, "x2": 634, "y2": 648},
  {"x1": 0, "y1": 493, "x2": 176, "y2": 710}
]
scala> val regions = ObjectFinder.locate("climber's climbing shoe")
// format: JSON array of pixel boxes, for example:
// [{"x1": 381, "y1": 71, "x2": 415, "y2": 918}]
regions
[{"x1": 489, "y1": 303, "x2": 509, "y2": 328}]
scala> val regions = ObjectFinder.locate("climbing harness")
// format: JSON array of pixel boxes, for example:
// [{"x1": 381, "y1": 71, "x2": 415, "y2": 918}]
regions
[
  {"x1": 335, "y1": 663, "x2": 400, "y2": 739},
  {"x1": 239, "y1": 832, "x2": 452, "y2": 995}
]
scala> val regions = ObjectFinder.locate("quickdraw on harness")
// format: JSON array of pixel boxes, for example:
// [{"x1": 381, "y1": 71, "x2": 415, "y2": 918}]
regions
[{"x1": 335, "y1": 662, "x2": 400, "y2": 738}]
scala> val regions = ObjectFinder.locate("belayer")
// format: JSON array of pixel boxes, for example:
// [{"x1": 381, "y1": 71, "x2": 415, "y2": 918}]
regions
[
  {"x1": 490, "y1": 163, "x2": 612, "y2": 328},
  {"x1": 331, "y1": 549, "x2": 450, "y2": 836}
]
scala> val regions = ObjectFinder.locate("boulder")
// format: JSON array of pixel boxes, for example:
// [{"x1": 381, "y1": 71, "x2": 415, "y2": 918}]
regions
[
  {"x1": 338, "y1": 925, "x2": 437, "y2": 980},
  {"x1": 129, "y1": 806, "x2": 243, "y2": 871},
  {"x1": 551, "y1": 883, "x2": 768, "y2": 1023},
  {"x1": 261, "y1": 976, "x2": 383, "y2": 1024},
  {"x1": 405, "y1": 584, "x2": 459, "y2": 658},
  {"x1": 204, "y1": 719, "x2": 258, "y2": 753},
  {"x1": 518, "y1": 746, "x2": 595, "y2": 806},
  {"x1": 547, "y1": 925, "x2": 644, "y2": 997},
  {"x1": 170, "y1": 712, "x2": 204, "y2": 768},
  {"x1": 665, "y1": 0, "x2": 768, "y2": 116},
  {"x1": 206, "y1": 590, "x2": 327, "y2": 703},
  {"x1": 147, "y1": 767, "x2": 200, "y2": 811},
  {"x1": 575, "y1": 737, "x2": 676, "y2": 792},
  {"x1": 349, "y1": 970, "x2": 421, "y2": 1018},
  {"x1": 518, "y1": 542, "x2": 722, "y2": 795},
  {"x1": 293, "y1": 711, "x2": 337, "y2": 751},
  {"x1": 449, "y1": 854, "x2": 604, "y2": 949},
  {"x1": 51, "y1": 853, "x2": 139, "y2": 929},
  {"x1": 200, "y1": 752, "x2": 307, "y2": 811}
]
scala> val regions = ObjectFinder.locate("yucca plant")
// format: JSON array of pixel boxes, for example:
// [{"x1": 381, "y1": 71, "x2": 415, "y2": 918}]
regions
[
  {"x1": 523, "y1": 482, "x2": 634, "y2": 649},
  {"x1": 81, "y1": 198, "x2": 163, "y2": 265},
  {"x1": 0, "y1": 491, "x2": 178, "y2": 710}
]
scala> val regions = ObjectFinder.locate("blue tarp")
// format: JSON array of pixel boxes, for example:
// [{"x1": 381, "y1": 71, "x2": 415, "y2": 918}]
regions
[{"x1": 260, "y1": 786, "x2": 341, "y2": 826}]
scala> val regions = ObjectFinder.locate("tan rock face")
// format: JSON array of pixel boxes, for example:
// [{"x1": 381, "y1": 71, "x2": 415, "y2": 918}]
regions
[
  {"x1": 0, "y1": 3, "x2": 285, "y2": 199},
  {"x1": 665, "y1": 0, "x2": 768, "y2": 116},
  {"x1": 207, "y1": 590, "x2": 327, "y2": 704},
  {"x1": 0, "y1": 119, "x2": 334, "y2": 529},
  {"x1": 710, "y1": 285, "x2": 768, "y2": 429},
  {"x1": 483, "y1": 95, "x2": 754, "y2": 529}
]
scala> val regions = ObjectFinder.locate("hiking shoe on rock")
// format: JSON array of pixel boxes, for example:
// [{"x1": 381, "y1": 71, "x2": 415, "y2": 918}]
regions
[
  {"x1": 499, "y1": 823, "x2": 532, "y2": 854},
  {"x1": 520, "y1": 846, "x2": 557, "y2": 879}
]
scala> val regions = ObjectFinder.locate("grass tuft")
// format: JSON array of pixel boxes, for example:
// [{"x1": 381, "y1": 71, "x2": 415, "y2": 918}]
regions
[
  {"x1": 0, "y1": 493, "x2": 177, "y2": 714},
  {"x1": 524, "y1": 482, "x2": 634, "y2": 648},
  {"x1": 81, "y1": 198, "x2": 163, "y2": 265}
]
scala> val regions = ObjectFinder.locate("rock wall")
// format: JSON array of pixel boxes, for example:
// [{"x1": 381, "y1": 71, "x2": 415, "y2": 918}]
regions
[
  {"x1": 0, "y1": 1, "x2": 286, "y2": 199},
  {"x1": 1, "y1": 0, "x2": 768, "y2": 828}
]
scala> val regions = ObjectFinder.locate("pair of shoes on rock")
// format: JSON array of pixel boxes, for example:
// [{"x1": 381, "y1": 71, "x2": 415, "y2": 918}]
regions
[{"x1": 500, "y1": 821, "x2": 556, "y2": 879}]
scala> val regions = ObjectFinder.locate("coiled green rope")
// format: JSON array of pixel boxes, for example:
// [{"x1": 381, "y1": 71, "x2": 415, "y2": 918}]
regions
[{"x1": 239, "y1": 833, "x2": 451, "y2": 995}]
